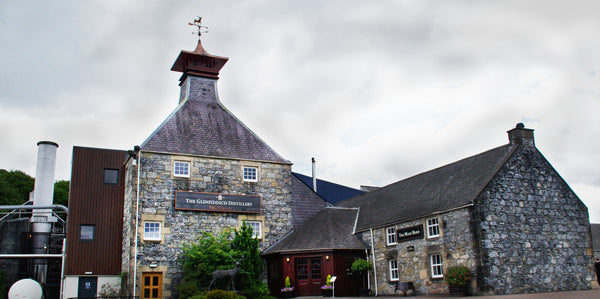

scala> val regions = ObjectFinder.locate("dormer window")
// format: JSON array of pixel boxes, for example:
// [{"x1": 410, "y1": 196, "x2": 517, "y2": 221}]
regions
[{"x1": 243, "y1": 166, "x2": 258, "y2": 182}]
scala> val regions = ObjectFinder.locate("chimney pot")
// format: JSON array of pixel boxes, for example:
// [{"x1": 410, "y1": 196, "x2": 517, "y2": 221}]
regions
[{"x1": 507, "y1": 123, "x2": 534, "y2": 146}]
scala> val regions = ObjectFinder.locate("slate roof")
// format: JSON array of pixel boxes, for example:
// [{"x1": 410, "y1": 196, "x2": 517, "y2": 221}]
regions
[
  {"x1": 292, "y1": 172, "x2": 365, "y2": 204},
  {"x1": 263, "y1": 207, "x2": 367, "y2": 255},
  {"x1": 591, "y1": 223, "x2": 600, "y2": 252},
  {"x1": 141, "y1": 82, "x2": 289, "y2": 163},
  {"x1": 336, "y1": 144, "x2": 518, "y2": 232},
  {"x1": 291, "y1": 174, "x2": 329, "y2": 228}
]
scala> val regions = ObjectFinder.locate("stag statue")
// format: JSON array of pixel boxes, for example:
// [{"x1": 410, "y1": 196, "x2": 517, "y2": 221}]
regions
[{"x1": 208, "y1": 260, "x2": 241, "y2": 291}]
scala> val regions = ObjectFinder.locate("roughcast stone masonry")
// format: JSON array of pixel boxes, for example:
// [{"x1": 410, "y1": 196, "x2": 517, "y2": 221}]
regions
[
  {"x1": 352, "y1": 129, "x2": 593, "y2": 296},
  {"x1": 473, "y1": 140, "x2": 593, "y2": 294},
  {"x1": 363, "y1": 208, "x2": 476, "y2": 295},
  {"x1": 122, "y1": 152, "x2": 293, "y2": 297}
]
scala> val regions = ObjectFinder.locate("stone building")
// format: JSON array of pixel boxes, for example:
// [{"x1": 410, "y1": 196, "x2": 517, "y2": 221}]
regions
[
  {"x1": 118, "y1": 38, "x2": 300, "y2": 297},
  {"x1": 271, "y1": 123, "x2": 594, "y2": 296},
  {"x1": 62, "y1": 29, "x2": 593, "y2": 297},
  {"x1": 64, "y1": 33, "x2": 365, "y2": 297},
  {"x1": 332, "y1": 123, "x2": 594, "y2": 295},
  {"x1": 591, "y1": 223, "x2": 600, "y2": 259}
]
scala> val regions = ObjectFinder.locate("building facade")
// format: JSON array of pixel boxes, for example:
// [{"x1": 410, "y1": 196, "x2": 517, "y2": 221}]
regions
[
  {"x1": 64, "y1": 147, "x2": 128, "y2": 298},
  {"x1": 63, "y1": 30, "x2": 594, "y2": 297},
  {"x1": 118, "y1": 38, "x2": 298, "y2": 297},
  {"x1": 334, "y1": 124, "x2": 594, "y2": 295}
]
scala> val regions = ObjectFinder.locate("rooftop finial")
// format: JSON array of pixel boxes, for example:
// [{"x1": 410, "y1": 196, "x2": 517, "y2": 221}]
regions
[{"x1": 189, "y1": 17, "x2": 208, "y2": 38}]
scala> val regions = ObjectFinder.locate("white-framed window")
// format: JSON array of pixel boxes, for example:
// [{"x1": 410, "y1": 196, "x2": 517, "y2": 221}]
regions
[
  {"x1": 246, "y1": 220, "x2": 262, "y2": 239},
  {"x1": 389, "y1": 259, "x2": 399, "y2": 281},
  {"x1": 174, "y1": 161, "x2": 190, "y2": 177},
  {"x1": 430, "y1": 253, "x2": 443, "y2": 278},
  {"x1": 386, "y1": 226, "x2": 397, "y2": 245},
  {"x1": 427, "y1": 217, "x2": 440, "y2": 238},
  {"x1": 144, "y1": 222, "x2": 162, "y2": 241},
  {"x1": 242, "y1": 166, "x2": 258, "y2": 182}
]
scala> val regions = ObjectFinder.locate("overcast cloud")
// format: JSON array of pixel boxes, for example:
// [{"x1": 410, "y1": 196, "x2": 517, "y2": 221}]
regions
[{"x1": 1, "y1": 0, "x2": 599, "y2": 221}]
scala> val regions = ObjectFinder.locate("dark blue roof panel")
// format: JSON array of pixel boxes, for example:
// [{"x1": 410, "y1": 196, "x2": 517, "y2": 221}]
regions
[{"x1": 292, "y1": 172, "x2": 365, "y2": 204}]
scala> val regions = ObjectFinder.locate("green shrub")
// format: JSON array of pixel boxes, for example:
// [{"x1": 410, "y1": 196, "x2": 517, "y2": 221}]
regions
[
  {"x1": 284, "y1": 276, "x2": 291, "y2": 288},
  {"x1": 240, "y1": 282, "x2": 273, "y2": 299},
  {"x1": 444, "y1": 265, "x2": 472, "y2": 286},
  {"x1": 205, "y1": 289, "x2": 245, "y2": 299},
  {"x1": 178, "y1": 223, "x2": 265, "y2": 295},
  {"x1": 177, "y1": 281, "x2": 203, "y2": 299},
  {"x1": 351, "y1": 259, "x2": 372, "y2": 273}
]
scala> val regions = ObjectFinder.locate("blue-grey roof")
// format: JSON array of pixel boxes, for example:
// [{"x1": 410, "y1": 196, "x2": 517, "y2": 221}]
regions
[{"x1": 292, "y1": 172, "x2": 365, "y2": 204}]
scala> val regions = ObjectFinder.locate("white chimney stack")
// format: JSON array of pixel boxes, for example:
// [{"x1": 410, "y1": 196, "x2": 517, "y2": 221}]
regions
[{"x1": 31, "y1": 141, "x2": 59, "y2": 229}]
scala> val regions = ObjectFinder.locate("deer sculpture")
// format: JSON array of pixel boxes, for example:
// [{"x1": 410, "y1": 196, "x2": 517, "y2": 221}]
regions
[{"x1": 208, "y1": 260, "x2": 241, "y2": 291}]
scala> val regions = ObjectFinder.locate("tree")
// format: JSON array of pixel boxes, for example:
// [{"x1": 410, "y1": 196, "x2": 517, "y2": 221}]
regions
[
  {"x1": 180, "y1": 229, "x2": 234, "y2": 291},
  {"x1": 53, "y1": 180, "x2": 69, "y2": 206},
  {"x1": 178, "y1": 224, "x2": 270, "y2": 299},
  {"x1": 0, "y1": 169, "x2": 34, "y2": 205},
  {"x1": 0, "y1": 169, "x2": 69, "y2": 206},
  {"x1": 231, "y1": 221, "x2": 263, "y2": 291},
  {"x1": 351, "y1": 259, "x2": 373, "y2": 291}
]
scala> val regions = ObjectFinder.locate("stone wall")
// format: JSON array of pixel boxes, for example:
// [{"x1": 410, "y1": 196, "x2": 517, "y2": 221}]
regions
[
  {"x1": 122, "y1": 158, "x2": 136, "y2": 294},
  {"x1": 361, "y1": 208, "x2": 477, "y2": 296},
  {"x1": 473, "y1": 144, "x2": 594, "y2": 294},
  {"x1": 125, "y1": 151, "x2": 293, "y2": 298}
]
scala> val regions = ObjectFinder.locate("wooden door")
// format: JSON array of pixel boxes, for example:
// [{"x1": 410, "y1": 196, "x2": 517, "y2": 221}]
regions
[
  {"x1": 295, "y1": 257, "x2": 323, "y2": 296},
  {"x1": 142, "y1": 272, "x2": 162, "y2": 299}
]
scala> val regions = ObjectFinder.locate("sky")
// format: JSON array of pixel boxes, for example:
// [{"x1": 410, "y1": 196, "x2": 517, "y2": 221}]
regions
[{"x1": 1, "y1": 1, "x2": 598, "y2": 221}]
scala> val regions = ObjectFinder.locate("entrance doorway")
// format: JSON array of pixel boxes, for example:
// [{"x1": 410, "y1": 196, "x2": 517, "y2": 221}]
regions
[
  {"x1": 142, "y1": 272, "x2": 162, "y2": 299},
  {"x1": 295, "y1": 257, "x2": 322, "y2": 296},
  {"x1": 78, "y1": 276, "x2": 98, "y2": 297}
]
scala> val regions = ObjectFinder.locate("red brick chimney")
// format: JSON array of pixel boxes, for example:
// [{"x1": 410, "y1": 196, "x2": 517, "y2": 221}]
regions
[{"x1": 507, "y1": 123, "x2": 534, "y2": 146}]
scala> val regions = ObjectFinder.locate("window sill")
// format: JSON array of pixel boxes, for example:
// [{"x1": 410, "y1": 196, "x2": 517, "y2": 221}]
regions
[{"x1": 143, "y1": 239, "x2": 162, "y2": 244}]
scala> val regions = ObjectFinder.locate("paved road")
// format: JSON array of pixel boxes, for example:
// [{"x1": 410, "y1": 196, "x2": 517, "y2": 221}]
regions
[{"x1": 300, "y1": 288, "x2": 600, "y2": 299}]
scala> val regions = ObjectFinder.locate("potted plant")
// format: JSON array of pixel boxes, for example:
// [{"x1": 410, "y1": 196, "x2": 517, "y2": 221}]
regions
[
  {"x1": 321, "y1": 274, "x2": 333, "y2": 297},
  {"x1": 351, "y1": 259, "x2": 373, "y2": 296},
  {"x1": 444, "y1": 265, "x2": 472, "y2": 296},
  {"x1": 281, "y1": 276, "x2": 294, "y2": 298}
]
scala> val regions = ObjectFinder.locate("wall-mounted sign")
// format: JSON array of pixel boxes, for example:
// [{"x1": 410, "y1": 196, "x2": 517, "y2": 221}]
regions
[
  {"x1": 175, "y1": 191, "x2": 261, "y2": 213},
  {"x1": 396, "y1": 225, "x2": 423, "y2": 242}
]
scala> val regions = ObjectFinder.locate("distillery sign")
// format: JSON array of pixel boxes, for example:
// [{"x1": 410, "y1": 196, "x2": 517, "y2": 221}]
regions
[
  {"x1": 175, "y1": 191, "x2": 261, "y2": 214},
  {"x1": 396, "y1": 225, "x2": 424, "y2": 242}
]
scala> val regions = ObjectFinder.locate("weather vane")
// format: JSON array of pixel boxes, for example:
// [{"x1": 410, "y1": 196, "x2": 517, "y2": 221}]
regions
[{"x1": 189, "y1": 17, "x2": 208, "y2": 37}]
